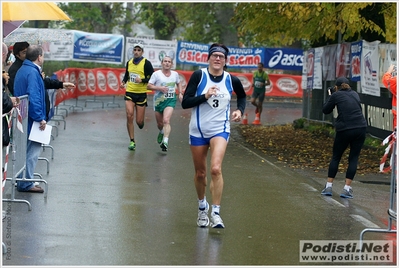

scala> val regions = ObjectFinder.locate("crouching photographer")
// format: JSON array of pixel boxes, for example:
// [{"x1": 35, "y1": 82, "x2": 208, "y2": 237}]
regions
[{"x1": 320, "y1": 77, "x2": 367, "y2": 199}]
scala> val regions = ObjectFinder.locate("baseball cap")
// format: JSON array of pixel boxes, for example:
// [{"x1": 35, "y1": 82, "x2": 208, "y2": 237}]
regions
[
  {"x1": 335, "y1": 77, "x2": 349, "y2": 86},
  {"x1": 133, "y1": 43, "x2": 144, "y2": 50}
]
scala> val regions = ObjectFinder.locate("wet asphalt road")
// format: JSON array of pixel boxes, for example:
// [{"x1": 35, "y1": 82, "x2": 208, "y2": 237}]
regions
[{"x1": 2, "y1": 95, "x2": 396, "y2": 266}]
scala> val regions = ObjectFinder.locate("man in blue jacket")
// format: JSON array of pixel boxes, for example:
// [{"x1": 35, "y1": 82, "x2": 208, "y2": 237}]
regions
[{"x1": 13, "y1": 45, "x2": 47, "y2": 193}]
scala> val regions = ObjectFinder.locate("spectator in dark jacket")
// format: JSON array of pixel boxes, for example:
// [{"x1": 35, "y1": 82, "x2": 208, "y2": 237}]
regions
[
  {"x1": 320, "y1": 77, "x2": 367, "y2": 199},
  {"x1": 7, "y1": 41, "x2": 29, "y2": 96}
]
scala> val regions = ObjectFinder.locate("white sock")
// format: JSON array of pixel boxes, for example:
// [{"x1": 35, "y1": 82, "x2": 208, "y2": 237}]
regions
[
  {"x1": 212, "y1": 205, "x2": 220, "y2": 215},
  {"x1": 160, "y1": 129, "x2": 164, "y2": 134},
  {"x1": 163, "y1": 137, "x2": 169, "y2": 144},
  {"x1": 326, "y1": 182, "x2": 333, "y2": 188},
  {"x1": 198, "y1": 197, "x2": 207, "y2": 210},
  {"x1": 344, "y1": 185, "x2": 352, "y2": 191}
]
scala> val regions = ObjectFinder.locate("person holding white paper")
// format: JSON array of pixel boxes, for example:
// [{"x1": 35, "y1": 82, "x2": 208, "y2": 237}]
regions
[{"x1": 13, "y1": 45, "x2": 47, "y2": 193}]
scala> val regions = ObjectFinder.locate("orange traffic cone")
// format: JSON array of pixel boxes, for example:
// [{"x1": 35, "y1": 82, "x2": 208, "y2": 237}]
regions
[
  {"x1": 252, "y1": 113, "x2": 261, "y2": 125},
  {"x1": 242, "y1": 113, "x2": 248, "y2": 125}
]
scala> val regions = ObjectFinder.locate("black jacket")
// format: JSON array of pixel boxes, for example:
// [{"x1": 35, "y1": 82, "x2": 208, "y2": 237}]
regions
[
  {"x1": 3, "y1": 90, "x2": 13, "y2": 146},
  {"x1": 322, "y1": 88, "x2": 367, "y2": 132}
]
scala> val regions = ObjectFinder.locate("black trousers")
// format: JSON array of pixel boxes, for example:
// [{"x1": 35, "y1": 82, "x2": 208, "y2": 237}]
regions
[{"x1": 327, "y1": 127, "x2": 367, "y2": 180}]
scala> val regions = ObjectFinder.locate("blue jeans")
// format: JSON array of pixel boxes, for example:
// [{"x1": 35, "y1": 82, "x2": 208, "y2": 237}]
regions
[{"x1": 17, "y1": 140, "x2": 42, "y2": 191}]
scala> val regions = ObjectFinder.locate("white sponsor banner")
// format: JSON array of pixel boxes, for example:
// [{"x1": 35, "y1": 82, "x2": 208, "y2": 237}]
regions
[
  {"x1": 43, "y1": 31, "x2": 73, "y2": 61},
  {"x1": 313, "y1": 47, "x2": 323, "y2": 89},
  {"x1": 361, "y1": 40, "x2": 381, "y2": 96},
  {"x1": 378, "y1": 43, "x2": 397, "y2": 88},
  {"x1": 125, "y1": 37, "x2": 177, "y2": 69}
]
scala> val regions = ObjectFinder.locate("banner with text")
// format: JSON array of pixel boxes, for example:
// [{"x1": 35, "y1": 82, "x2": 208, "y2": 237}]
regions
[
  {"x1": 264, "y1": 48, "x2": 304, "y2": 71},
  {"x1": 321, "y1": 44, "x2": 338, "y2": 81},
  {"x1": 378, "y1": 43, "x2": 397, "y2": 88},
  {"x1": 335, "y1": 42, "x2": 351, "y2": 78},
  {"x1": 72, "y1": 31, "x2": 124, "y2": 64},
  {"x1": 361, "y1": 40, "x2": 381, "y2": 96},
  {"x1": 350, "y1": 41, "x2": 362, "y2": 82},
  {"x1": 124, "y1": 37, "x2": 177, "y2": 69},
  {"x1": 313, "y1": 47, "x2": 323, "y2": 89},
  {"x1": 54, "y1": 68, "x2": 302, "y2": 105},
  {"x1": 306, "y1": 48, "x2": 315, "y2": 90},
  {"x1": 176, "y1": 41, "x2": 264, "y2": 69}
]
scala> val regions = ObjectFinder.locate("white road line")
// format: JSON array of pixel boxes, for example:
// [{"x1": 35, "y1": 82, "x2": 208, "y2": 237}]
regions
[
  {"x1": 300, "y1": 183, "x2": 318, "y2": 192},
  {"x1": 321, "y1": 196, "x2": 346, "y2": 207},
  {"x1": 350, "y1": 214, "x2": 381, "y2": 228},
  {"x1": 235, "y1": 142, "x2": 294, "y2": 176}
]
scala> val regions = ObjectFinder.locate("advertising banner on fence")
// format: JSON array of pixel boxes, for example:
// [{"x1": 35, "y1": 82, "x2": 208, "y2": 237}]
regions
[
  {"x1": 361, "y1": 40, "x2": 381, "y2": 96},
  {"x1": 306, "y1": 48, "x2": 315, "y2": 90},
  {"x1": 42, "y1": 31, "x2": 74, "y2": 61},
  {"x1": 264, "y1": 48, "x2": 304, "y2": 71},
  {"x1": 72, "y1": 31, "x2": 124, "y2": 64},
  {"x1": 54, "y1": 68, "x2": 302, "y2": 105},
  {"x1": 176, "y1": 41, "x2": 264, "y2": 69},
  {"x1": 336, "y1": 42, "x2": 351, "y2": 78},
  {"x1": 350, "y1": 41, "x2": 362, "y2": 82},
  {"x1": 322, "y1": 44, "x2": 337, "y2": 81},
  {"x1": 125, "y1": 37, "x2": 177, "y2": 69},
  {"x1": 378, "y1": 43, "x2": 397, "y2": 88},
  {"x1": 313, "y1": 47, "x2": 323, "y2": 89}
]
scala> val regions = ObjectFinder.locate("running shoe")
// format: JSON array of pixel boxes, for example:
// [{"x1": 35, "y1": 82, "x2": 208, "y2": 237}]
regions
[
  {"x1": 160, "y1": 141, "x2": 168, "y2": 152},
  {"x1": 197, "y1": 202, "x2": 209, "y2": 227},
  {"x1": 210, "y1": 212, "x2": 225, "y2": 228},
  {"x1": 321, "y1": 185, "x2": 332, "y2": 196},
  {"x1": 128, "y1": 141, "x2": 136, "y2": 151},
  {"x1": 157, "y1": 132, "x2": 164, "y2": 144},
  {"x1": 340, "y1": 188, "x2": 353, "y2": 199}
]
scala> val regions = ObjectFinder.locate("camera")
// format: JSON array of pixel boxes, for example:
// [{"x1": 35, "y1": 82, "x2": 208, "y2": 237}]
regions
[
  {"x1": 392, "y1": 65, "x2": 397, "y2": 77},
  {"x1": 327, "y1": 86, "x2": 336, "y2": 95}
]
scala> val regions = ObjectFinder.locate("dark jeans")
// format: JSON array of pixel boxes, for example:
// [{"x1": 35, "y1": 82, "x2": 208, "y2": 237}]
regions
[{"x1": 327, "y1": 127, "x2": 366, "y2": 180}]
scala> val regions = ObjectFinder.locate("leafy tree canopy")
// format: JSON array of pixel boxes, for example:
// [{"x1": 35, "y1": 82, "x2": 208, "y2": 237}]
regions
[
  {"x1": 233, "y1": 2, "x2": 396, "y2": 48},
  {"x1": 56, "y1": 2, "x2": 134, "y2": 34},
  {"x1": 138, "y1": 3, "x2": 178, "y2": 40}
]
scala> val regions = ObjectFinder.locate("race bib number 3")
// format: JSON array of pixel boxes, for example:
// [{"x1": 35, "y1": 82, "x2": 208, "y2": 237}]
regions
[{"x1": 207, "y1": 96, "x2": 229, "y2": 110}]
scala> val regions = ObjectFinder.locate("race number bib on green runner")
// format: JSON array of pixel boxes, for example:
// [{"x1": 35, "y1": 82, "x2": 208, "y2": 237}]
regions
[{"x1": 165, "y1": 86, "x2": 176, "y2": 98}]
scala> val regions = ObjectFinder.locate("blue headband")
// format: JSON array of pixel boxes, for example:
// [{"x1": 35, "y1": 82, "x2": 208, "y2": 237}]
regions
[{"x1": 208, "y1": 46, "x2": 227, "y2": 58}]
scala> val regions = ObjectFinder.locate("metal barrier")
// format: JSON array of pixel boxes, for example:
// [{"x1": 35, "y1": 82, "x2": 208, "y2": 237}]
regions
[
  {"x1": 84, "y1": 95, "x2": 104, "y2": 108},
  {"x1": 2, "y1": 95, "x2": 48, "y2": 211},
  {"x1": 360, "y1": 132, "x2": 397, "y2": 240}
]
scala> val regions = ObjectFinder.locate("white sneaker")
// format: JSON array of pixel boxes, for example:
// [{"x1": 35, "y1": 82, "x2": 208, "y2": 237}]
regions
[
  {"x1": 197, "y1": 202, "x2": 209, "y2": 227},
  {"x1": 210, "y1": 212, "x2": 225, "y2": 228}
]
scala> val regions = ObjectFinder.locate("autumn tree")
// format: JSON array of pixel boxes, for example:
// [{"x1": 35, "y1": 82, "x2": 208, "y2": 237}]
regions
[
  {"x1": 138, "y1": 3, "x2": 178, "y2": 40},
  {"x1": 233, "y1": 2, "x2": 396, "y2": 48},
  {"x1": 55, "y1": 2, "x2": 135, "y2": 34},
  {"x1": 175, "y1": 3, "x2": 238, "y2": 46}
]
